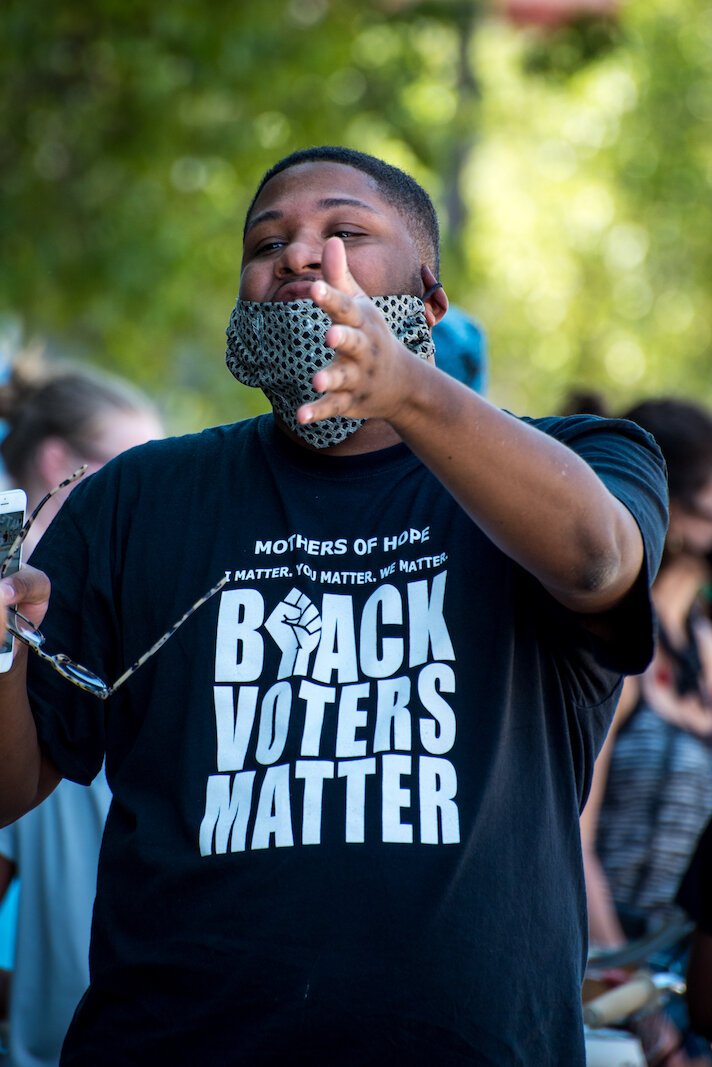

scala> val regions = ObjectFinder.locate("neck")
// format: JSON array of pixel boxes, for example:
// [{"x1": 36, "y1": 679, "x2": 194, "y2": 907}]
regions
[
  {"x1": 20, "y1": 478, "x2": 62, "y2": 558},
  {"x1": 654, "y1": 554, "x2": 710, "y2": 645},
  {"x1": 274, "y1": 416, "x2": 402, "y2": 455}
]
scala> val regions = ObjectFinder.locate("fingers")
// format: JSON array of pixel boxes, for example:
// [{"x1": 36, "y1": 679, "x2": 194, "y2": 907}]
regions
[
  {"x1": 312, "y1": 325, "x2": 368, "y2": 390},
  {"x1": 320, "y1": 237, "x2": 365, "y2": 300},
  {"x1": 303, "y1": 317, "x2": 384, "y2": 424},
  {"x1": 0, "y1": 566, "x2": 51, "y2": 641},
  {"x1": 309, "y1": 238, "x2": 368, "y2": 327},
  {"x1": 301, "y1": 242, "x2": 386, "y2": 422},
  {"x1": 1, "y1": 565, "x2": 51, "y2": 608},
  {"x1": 297, "y1": 391, "x2": 357, "y2": 425},
  {"x1": 299, "y1": 235, "x2": 415, "y2": 427},
  {"x1": 0, "y1": 582, "x2": 11, "y2": 644}
]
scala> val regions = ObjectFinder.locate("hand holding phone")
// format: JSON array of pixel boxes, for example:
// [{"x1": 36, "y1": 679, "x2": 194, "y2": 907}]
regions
[{"x1": 0, "y1": 489, "x2": 27, "y2": 672}]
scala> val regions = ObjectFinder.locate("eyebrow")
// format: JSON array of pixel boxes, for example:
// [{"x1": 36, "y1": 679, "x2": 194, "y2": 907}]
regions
[{"x1": 245, "y1": 197, "x2": 380, "y2": 235}]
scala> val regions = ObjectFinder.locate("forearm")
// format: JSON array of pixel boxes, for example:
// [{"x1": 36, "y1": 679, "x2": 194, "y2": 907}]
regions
[
  {"x1": 0, "y1": 565, "x2": 60, "y2": 824},
  {"x1": 582, "y1": 846, "x2": 627, "y2": 948},
  {"x1": 0, "y1": 645, "x2": 51, "y2": 825},
  {"x1": 390, "y1": 360, "x2": 643, "y2": 613}
]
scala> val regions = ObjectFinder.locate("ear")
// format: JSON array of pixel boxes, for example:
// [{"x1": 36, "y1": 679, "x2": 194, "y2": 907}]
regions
[
  {"x1": 34, "y1": 437, "x2": 78, "y2": 492},
  {"x1": 420, "y1": 265, "x2": 449, "y2": 328}
]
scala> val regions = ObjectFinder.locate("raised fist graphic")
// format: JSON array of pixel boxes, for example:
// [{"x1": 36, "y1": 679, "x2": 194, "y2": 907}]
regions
[{"x1": 265, "y1": 588, "x2": 322, "y2": 678}]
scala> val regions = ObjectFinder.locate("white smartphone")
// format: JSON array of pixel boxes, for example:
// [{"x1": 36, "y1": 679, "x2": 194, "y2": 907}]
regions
[{"x1": 0, "y1": 488, "x2": 27, "y2": 672}]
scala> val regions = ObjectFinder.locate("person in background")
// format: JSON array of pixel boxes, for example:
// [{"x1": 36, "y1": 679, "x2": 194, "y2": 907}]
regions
[
  {"x1": 0, "y1": 352, "x2": 162, "y2": 1067},
  {"x1": 581, "y1": 398, "x2": 712, "y2": 948},
  {"x1": 0, "y1": 351, "x2": 164, "y2": 555},
  {"x1": 432, "y1": 306, "x2": 487, "y2": 395},
  {"x1": 579, "y1": 397, "x2": 712, "y2": 1065}
]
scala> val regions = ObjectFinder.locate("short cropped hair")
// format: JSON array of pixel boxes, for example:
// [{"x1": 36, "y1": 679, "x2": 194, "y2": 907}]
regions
[{"x1": 245, "y1": 146, "x2": 440, "y2": 273}]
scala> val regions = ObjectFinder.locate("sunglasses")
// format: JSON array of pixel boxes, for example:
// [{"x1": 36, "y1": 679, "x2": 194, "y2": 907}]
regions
[{"x1": 1, "y1": 467, "x2": 227, "y2": 699}]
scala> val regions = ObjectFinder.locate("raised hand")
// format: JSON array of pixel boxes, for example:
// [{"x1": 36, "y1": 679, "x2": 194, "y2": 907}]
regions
[{"x1": 296, "y1": 237, "x2": 426, "y2": 429}]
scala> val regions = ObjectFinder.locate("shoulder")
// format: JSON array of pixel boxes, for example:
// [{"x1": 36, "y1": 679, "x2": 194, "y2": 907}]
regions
[
  {"x1": 521, "y1": 411, "x2": 663, "y2": 462},
  {"x1": 33, "y1": 418, "x2": 265, "y2": 563},
  {"x1": 527, "y1": 411, "x2": 667, "y2": 552},
  {"x1": 521, "y1": 413, "x2": 667, "y2": 515},
  {"x1": 0, "y1": 821, "x2": 17, "y2": 857},
  {"x1": 692, "y1": 611, "x2": 712, "y2": 678},
  {"x1": 519, "y1": 412, "x2": 667, "y2": 526},
  {"x1": 110, "y1": 417, "x2": 263, "y2": 471},
  {"x1": 67, "y1": 417, "x2": 264, "y2": 503}
]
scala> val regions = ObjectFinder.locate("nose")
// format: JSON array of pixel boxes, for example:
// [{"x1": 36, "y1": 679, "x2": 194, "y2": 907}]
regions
[{"x1": 275, "y1": 240, "x2": 321, "y2": 277}]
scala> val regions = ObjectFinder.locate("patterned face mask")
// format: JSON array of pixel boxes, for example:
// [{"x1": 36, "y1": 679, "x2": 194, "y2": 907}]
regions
[{"x1": 225, "y1": 295, "x2": 435, "y2": 449}]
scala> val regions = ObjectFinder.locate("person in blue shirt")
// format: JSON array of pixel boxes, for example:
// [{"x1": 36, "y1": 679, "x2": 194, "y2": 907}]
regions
[{"x1": 432, "y1": 306, "x2": 487, "y2": 395}]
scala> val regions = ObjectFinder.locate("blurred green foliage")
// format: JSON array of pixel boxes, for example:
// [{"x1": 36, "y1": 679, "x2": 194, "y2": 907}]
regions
[
  {"x1": 469, "y1": 0, "x2": 712, "y2": 415},
  {"x1": 0, "y1": 0, "x2": 710, "y2": 429}
]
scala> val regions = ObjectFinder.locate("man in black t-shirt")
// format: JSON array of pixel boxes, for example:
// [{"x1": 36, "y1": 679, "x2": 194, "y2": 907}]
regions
[{"x1": 0, "y1": 147, "x2": 667, "y2": 1064}]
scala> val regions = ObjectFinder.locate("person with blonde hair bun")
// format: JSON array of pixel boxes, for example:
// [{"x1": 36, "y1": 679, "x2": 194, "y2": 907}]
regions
[
  {"x1": 0, "y1": 352, "x2": 163, "y2": 554},
  {"x1": 0, "y1": 351, "x2": 162, "y2": 1067}
]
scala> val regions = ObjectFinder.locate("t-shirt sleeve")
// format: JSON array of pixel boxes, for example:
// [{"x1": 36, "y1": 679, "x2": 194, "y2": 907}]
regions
[
  {"x1": 524, "y1": 413, "x2": 668, "y2": 676},
  {"x1": 676, "y1": 818, "x2": 712, "y2": 936},
  {"x1": 25, "y1": 471, "x2": 121, "y2": 786}
]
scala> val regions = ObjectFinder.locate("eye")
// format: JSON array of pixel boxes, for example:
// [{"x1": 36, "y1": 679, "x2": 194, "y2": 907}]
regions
[
  {"x1": 331, "y1": 230, "x2": 362, "y2": 241},
  {"x1": 252, "y1": 239, "x2": 286, "y2": 256}
]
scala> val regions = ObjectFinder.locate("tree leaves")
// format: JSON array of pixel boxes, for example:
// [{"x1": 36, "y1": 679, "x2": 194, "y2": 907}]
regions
[{"x1": 1, "y1": 0, "x2": 709, "y2": 428}]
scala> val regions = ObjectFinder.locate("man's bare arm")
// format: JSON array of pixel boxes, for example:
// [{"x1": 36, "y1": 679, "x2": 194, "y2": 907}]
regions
[
  {"x1": 0, "y1": 567, "x2": 62, "y2": 825},
  {"x1": 300, "y1": 238, "x2": 644, "y2": 615}
]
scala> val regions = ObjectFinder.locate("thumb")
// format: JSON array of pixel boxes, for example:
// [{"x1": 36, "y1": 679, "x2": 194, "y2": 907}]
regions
[
  {"x1": 0, "y1": 566, "x2": 50, "y2": 607},
  {"x1": 321, "y1": 237, "x2": 366, "y2": 298},
  {"x1": 0, "y1": 566, "x2": 51, "y2": 636}
]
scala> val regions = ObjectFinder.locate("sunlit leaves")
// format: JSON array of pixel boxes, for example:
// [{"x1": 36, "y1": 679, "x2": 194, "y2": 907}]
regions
[
  {"x1": 1, "y1": 0, "x2": 710, "y2": 429},
  {"x1": 466, "y1": 0, "x2": 712, "y2": 414}
]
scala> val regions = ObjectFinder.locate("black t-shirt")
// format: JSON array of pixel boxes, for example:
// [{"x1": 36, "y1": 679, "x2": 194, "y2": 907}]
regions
[{"x1": 28, "y1": 413, "x2": 667, "y2": 1066}]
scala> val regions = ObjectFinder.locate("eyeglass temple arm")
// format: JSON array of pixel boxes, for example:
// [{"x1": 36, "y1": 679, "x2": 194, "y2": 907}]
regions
[
  {"x1": 104, "y1": 574, "x2": 229, "y2": 697},
  {"x1": 0, "y1": 466, "x2": 88, "y2": 579}
]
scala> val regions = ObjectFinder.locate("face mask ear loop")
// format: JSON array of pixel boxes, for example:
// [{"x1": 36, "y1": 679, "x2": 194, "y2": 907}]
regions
[{"x1": 422, "y1": 282, "x2": 443, "y2": 302}]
